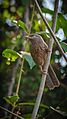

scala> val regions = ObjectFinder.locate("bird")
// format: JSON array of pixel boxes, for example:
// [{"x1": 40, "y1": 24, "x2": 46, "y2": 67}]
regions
[{"x1": 25, "y1": 34, "x2": 60, "y2": 90}]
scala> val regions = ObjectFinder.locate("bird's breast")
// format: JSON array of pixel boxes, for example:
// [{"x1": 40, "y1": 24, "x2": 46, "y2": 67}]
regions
[{"x1": 31, "y1": 46, "x2": 45, "y2": 66}]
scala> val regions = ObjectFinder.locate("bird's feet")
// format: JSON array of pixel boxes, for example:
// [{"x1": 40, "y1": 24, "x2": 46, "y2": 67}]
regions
[
  {"x1": 39, "y1": 65, "x2": 47, "y2": 75},
  {"x1": 42, "y1": 70, "x2": 47, "y2": 75},
  {"x1": 46, "y1": 48, "x2": 52, "y2": 53}
]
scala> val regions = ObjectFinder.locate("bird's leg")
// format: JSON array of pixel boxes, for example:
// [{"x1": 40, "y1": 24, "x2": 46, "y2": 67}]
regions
[
  {"x1": 46, "y1": 48, "x2": 52, "y2": 53},
  {"x1": 39, "y1": 65, "x2": 47, "y2": 75}
]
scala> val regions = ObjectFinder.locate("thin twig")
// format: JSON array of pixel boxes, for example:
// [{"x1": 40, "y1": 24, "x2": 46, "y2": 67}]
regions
[
  {"x1": 16, "y1": 59, "x2": 24, "y2": 95},
  {"x1": 0, "y1": 106, "x2": 24, "y2": 119},
  {"x1": 34, "y1": 0, "x2": 67, "y2": 62},
  {"x1": 31, "y1": 0, "x2": 59, "y2": 119},
  {"x1": 9, "y1": 59, "x2": 24, "y2": 119},
  {"x1": 29, "y1": 4, "x2": 35, "y2": 34}
]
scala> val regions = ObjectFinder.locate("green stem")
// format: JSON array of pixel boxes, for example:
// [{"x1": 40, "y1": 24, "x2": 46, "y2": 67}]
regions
[
  {"x1": 29, "y1": 4, "x2": 35, "y2": 34},
  {"x1": 16, "y1": 59, "x2": 24, "y2": 95},
  {"x1": 9, "y1": 59, "x2": 24, "y2": 119},
  {"x1": 0, "y1": 106, "x2": 24, "y2": 119}
]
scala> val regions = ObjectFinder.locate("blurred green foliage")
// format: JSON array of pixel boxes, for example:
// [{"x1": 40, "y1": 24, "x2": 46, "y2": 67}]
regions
[{"x1": 4, "y1": 95, "x2": 19, "y2": 107}]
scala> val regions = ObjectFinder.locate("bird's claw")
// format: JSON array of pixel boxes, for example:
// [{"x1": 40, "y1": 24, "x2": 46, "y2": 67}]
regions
[{"x1": 42, "y1": 70, "x2": 47, "y2": 75}]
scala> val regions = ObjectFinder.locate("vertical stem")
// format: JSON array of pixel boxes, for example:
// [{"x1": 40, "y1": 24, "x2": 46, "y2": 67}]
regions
[
  {"x1": 29, "y1": 4, "x2": 35, "y2": 34},
  {"x1": 9, "y1": 59, "x2": 24, "y2": 119},
  {"x1": 16, "y1": 59, "x2": 24, "y2": 95},
  {"x1": 31, "y1": 75, "x2": 46, "y2": 119},
  {"x1": 31, "y1": 0, "x2": 59, "y2": 119}
]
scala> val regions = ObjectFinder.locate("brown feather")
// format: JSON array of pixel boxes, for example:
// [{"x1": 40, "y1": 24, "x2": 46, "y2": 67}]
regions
[{"x1": 26, "y1": 34, "x2": 60, "y2": 90}]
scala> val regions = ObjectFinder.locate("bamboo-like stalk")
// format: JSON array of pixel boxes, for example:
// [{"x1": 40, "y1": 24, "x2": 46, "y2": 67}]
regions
[{"x1": 31, "y1": 0, "x2": 59, "y2": 119}]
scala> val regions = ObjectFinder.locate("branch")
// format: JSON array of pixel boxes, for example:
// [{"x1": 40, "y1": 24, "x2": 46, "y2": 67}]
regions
[
  {"x1": 8, "y1": 59, "x2": 20, "y2": 96},
  {"x1": 16, "y1": 59, "x2": 24, "y2": 95},
  {"x1": 31, "y1": 0, "x2": 59, "y2": 119},
  {"x1": 34, "y1": 0, "x2": 67, "y2": 62},
  {"x1": 0, "y1": 106, "x2": 24, "y2": 119}
]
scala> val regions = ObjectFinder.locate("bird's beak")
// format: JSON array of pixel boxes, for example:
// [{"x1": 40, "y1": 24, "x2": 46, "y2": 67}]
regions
[{"x1": 25, "y1": 36, "x2": 33, "y2": 40}]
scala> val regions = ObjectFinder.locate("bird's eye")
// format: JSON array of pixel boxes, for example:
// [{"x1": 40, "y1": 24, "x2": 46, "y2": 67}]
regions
[
  {"x1": 32, "y1": 35, "x2": 36, "y2": 39},
  {"x1": 34, "y1": 34, "x2": 38, "y2": 38}
]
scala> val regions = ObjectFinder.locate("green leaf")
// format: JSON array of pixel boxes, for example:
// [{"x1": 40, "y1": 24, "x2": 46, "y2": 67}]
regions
[
  {"x1": 12, "y1": 20, "x2": 28, "y2": 32},
  {"x1": 2, "y1": 49, "x2": 20, "y2": 62},
  {"x1": 17, "y1": 7, "x2": 24, "y2": 17},
  {"x1": 4, "y1": 95, "x2": 19, "y2": 106},
  {"x1": 42, "y1": 7, "x2": 53, "y2": 15},
  {"x1": 44, "y1": 87, "x2": 49, "y2": 93},
  {"x1": 6, "y1": 60, "x2": 11, "y2": 65},
  {"x1": 17, "y1": 20, "x2": 28, "y2": 31},
  {"x1": 23, "y1": 114, "x2": 31, "y2": 119},
  {"x1": 57, "y1": 13, "x2": 67, "y2": 36},
  {"x1": 23, "y1": 53, "x2": 36, "y2": 69},
  {"x1": 42, "y1": 8, "x2": 67, "y2": 36},
  {"x1": 21, "y1": 0, "x2": 30, "y2": 5},
  {"x1": 60, "y1": 42, "x2": 67, "y2": 52},
  {"x1": 21, "y1": 51, "x2": 36, "y2": 69}
]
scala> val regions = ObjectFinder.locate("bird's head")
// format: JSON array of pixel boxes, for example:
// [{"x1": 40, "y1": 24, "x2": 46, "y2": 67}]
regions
[
  {"x1": 25, "y1": 34, "x2": 48, "y2": 48},
  {"x1": 25, "y1": 34, "x2": 41, "y2": 43}
]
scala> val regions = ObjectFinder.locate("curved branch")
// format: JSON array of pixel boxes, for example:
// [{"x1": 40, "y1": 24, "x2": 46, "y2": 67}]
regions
[{"x1": 34, "y1": 0, "x2": 67, "y2": 62}]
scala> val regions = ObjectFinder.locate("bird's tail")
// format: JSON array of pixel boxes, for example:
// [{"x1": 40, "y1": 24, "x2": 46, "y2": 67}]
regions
[{"x1": 46, "y1": 64, "x2": 60, "y2": 90}]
